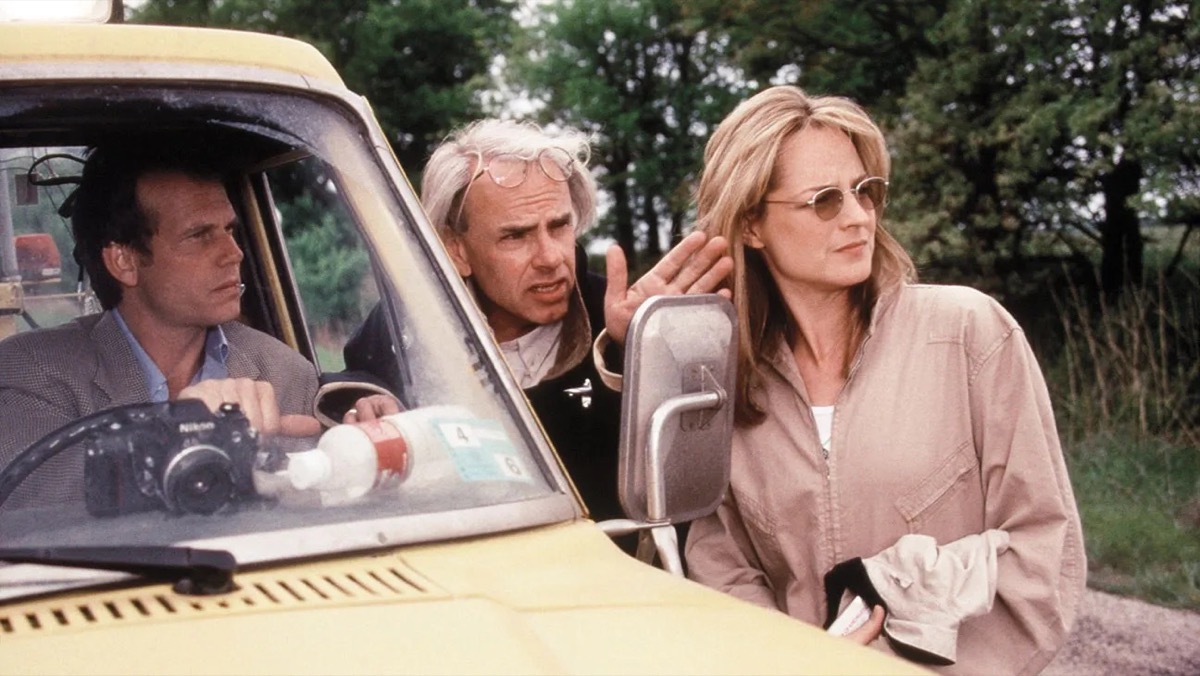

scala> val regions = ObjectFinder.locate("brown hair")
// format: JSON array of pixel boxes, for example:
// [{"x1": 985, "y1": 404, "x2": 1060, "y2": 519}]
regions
[{"x1": 71, "y1": 145, "x2": 225, "y2": 310}]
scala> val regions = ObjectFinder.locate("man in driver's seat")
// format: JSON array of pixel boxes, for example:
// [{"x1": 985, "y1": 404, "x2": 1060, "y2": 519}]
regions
[{"x1": 0, "y1": 145, "x2": 321, "y2": 508}]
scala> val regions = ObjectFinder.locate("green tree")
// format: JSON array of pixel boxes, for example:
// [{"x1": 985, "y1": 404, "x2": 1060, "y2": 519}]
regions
[
  {"x1": 281, "y1": 195, "x2": 370, "y2": 330},
  {"x1": 681, "y1": 0, "x2": 946, "y2": 116},
  {"x1": 132, "y1": 0, "x2": 516, "y2": 173},
  {"x1": 892, "y1": 0, "x2": 1198, "y2": 300},
  {"x1": 513, "y1": 0, "x2": 751, "y2": 269}
]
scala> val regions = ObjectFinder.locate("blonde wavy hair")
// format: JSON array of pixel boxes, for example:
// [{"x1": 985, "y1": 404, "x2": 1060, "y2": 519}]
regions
[{"x1": 694, "y1": 85, "x2": 916, "y2": 427}]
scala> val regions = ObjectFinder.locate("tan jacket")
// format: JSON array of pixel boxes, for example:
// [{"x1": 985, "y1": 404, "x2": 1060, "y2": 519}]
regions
[{"x1": 685, "y1": 284, "x2": 1086, "y2": 675}]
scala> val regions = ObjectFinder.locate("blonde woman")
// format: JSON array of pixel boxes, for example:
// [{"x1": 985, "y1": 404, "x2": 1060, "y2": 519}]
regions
[{"x1": 685, "y1": 85, "x2": 1085, "y2": 674}]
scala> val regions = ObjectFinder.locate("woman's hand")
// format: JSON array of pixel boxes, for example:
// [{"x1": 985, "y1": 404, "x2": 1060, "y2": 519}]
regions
[{"x1": 846, "y1": 605, "x2": 886, "y2": 645}]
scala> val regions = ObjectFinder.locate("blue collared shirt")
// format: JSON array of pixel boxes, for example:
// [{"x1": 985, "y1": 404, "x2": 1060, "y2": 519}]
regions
[{"x1": 112, "y1": 309, "x2": 230, "y2": 402}]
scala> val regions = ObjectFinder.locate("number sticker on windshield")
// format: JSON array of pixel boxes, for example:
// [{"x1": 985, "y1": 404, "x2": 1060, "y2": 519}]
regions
[{"x1": 435, "y1": 418, "x2": 532, "y2": 483}]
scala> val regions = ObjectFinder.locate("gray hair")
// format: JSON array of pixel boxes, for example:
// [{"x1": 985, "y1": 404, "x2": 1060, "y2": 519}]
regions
[{"x1": 421, "y1": 118, "x2": 598, "y2": 238}]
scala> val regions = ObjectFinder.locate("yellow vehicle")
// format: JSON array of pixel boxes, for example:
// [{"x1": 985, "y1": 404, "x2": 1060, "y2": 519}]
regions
[{"x1": 0, "y1": 3, "x2": 922, "y2": 674}]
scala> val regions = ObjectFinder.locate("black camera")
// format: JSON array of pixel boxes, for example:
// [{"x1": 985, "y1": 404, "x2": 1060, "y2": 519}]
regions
[{"x1": 83, "y1": 399, "x2": 261, "y2": 517}]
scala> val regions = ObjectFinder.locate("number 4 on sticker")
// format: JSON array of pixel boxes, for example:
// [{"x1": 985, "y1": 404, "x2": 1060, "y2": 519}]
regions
[{"x1": 441, "y1": 422, "x2": 479, "y2": 447}]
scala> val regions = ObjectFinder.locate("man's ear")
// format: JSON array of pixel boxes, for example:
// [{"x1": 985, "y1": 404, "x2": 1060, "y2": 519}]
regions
[
  {"x1": 102, "y1": 244, "x2": 139, "y2": 288},
  {"x1": 444, "y1": 232, "x2": 473, "y2": 278}
]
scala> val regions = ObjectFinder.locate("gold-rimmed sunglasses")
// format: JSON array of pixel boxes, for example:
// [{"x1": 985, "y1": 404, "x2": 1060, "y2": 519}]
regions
[
  {"x1": 452, "y1": 147, "x2": 576, "y2": 229},
  {"x1": 764, "y1": 176, "x2": 888, "y2": 221}
]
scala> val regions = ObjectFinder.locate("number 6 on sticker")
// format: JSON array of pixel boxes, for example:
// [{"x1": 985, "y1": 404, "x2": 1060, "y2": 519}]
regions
[{"x1": 500, "y1": 455, "x2": 525, "y2": 479}]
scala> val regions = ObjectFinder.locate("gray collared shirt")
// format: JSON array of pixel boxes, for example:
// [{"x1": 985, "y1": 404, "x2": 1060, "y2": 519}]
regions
[{"x1": 111, "y1": 309, "x2": 230, "y2": 402}]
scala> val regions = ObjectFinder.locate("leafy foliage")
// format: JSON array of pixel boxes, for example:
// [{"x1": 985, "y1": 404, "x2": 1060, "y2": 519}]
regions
[
  {"x1": 278, "y1": 192, "x2": 369, "y2": 331},
  {"x1": 132, "y1": 0, "x2": 516, "y2": 174},
  {"x1": 892, "y1": 0, "x2": 1197, "y2": 301},
  {"x1": 513, "y1": 0, "x2": 752, "y2": 270},
  {"x1": 680, "y1": 0, "x2": 948, "y2": 116}
]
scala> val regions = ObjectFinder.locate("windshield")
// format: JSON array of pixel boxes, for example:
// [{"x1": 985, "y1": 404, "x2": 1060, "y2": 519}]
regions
[{"x1": 0, "y1": 83, "x2": 578, "y2": 600}]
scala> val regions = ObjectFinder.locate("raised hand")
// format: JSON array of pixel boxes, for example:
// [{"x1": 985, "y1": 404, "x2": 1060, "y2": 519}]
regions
[{"x1": 603, "y1": 231, "x2": 733, "y2": 346}]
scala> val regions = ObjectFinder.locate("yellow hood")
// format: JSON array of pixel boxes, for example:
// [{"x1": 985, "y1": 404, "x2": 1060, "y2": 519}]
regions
[{"x1": 1, "y1": 522, "x2": 925, "y2": 675}]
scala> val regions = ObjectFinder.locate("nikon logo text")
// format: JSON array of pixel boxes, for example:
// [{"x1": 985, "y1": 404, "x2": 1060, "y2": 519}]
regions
[{"x1": 179, "y1": 421, "x2": 216, "y2": 434}]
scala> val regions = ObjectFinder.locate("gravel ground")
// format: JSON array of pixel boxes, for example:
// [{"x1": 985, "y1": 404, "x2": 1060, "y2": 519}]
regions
[{"x1": 1043, "y1": 589, "x2": 1200, "y2": 675}]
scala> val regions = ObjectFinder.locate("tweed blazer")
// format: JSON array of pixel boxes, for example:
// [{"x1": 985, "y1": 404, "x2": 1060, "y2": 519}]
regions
[{"x1": 0, "y1": 311, "x2": 319, "y2": 508}]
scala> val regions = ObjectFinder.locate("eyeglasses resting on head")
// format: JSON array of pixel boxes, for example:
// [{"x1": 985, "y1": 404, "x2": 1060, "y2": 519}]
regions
[
  {"x1": 452, "y1": 147, "x2": 576, "y2": 230},
  {"x1": 764, "y1": 176, "x2": 889, "y2": 221}
]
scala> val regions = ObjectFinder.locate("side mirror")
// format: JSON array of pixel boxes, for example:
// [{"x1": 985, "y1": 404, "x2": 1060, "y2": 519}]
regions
[{"x1": 600, "y1": 294, "x2": 736, "y2": 575}]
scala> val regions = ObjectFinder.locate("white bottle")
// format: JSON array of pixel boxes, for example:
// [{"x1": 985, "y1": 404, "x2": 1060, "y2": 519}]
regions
[
  {"x1": 285, "y1": 405, "x2": 471, "y2": 506},
  {"x1": 377, "y1": 405, "x2": 468, "y2": 491}
]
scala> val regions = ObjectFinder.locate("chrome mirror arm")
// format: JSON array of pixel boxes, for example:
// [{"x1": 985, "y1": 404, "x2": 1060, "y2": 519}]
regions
[{"x1": 599, "y1": 384, "x2": 725, "y2": 577}]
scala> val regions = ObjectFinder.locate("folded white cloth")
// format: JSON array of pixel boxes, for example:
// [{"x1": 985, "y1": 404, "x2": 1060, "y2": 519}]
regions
[{"x1": 863, "y1": 529, "x2": 1011, "y2": 663}]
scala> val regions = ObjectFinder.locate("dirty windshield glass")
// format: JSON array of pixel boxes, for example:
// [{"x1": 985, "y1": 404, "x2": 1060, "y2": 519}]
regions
[{"x1": 0, "y1": 85, "x2": 573, "y2": 599}]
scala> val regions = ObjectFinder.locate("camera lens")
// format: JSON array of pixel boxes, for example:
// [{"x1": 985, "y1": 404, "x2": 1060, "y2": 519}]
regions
[{"x1": 162, "y1": 445, "x2": 235, "y2": 515}]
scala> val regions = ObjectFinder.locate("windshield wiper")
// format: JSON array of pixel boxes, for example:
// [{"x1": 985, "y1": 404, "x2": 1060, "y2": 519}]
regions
[{"x1": 0, "y1": 545, "x2": 236, "y2": 595}]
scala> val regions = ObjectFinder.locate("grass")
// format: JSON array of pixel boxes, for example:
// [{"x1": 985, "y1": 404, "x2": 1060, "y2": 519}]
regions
[
  {"x1": 1044, "y1": 267, "x2": 1200, "y2": 610},
  {"x1": 1064, "y1": 434, "x2": 1200, "y2": 609},
  {"x1": 314, "y1": 341, "x2": 346, "y2": 372}
]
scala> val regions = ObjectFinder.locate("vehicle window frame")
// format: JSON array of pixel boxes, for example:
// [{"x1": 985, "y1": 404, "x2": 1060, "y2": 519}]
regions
[{"x1": 0, "y1": 81, "x2": 586, "y2": 600}]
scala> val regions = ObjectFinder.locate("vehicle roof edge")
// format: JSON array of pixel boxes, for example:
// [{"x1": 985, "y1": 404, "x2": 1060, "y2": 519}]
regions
[{"x1": 0, "y1": 23, "x2": 344, "y2": 87}]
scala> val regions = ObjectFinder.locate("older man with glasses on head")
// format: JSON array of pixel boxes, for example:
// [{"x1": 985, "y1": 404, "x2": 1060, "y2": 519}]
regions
[{"x1": 343, "y1": 118, "x2": 731, "y2": 535}]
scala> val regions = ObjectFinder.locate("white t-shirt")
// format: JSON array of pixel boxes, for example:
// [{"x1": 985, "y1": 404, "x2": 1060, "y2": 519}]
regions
[{"x1": 812, "y1": 405, "x2": 835, "y2": 453}]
